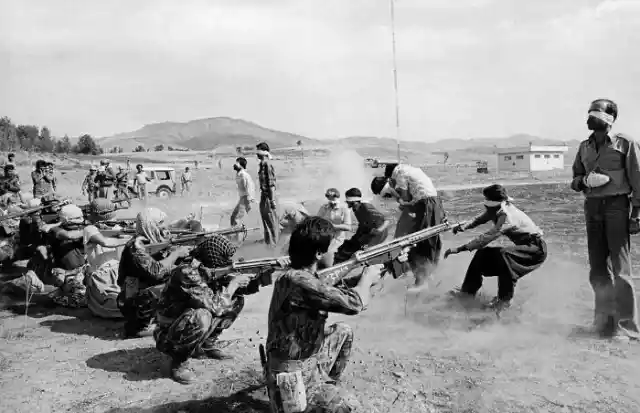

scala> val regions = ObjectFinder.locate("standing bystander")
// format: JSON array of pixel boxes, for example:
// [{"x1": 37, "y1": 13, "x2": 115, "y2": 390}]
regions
[
  {"x1": 256, "y1": 142, "x2": 279, "y2": 247},
  {"x1": 134, "y1": 164, "x2": 150, "y2": 201},
  {"x1": 571, "y1": 98, "x2": 640, "y2": 341},
  {"x1": 230, "y1": 157, "x2": 255, "y2": 230},
  {"x1": 81, "y1": 165, "x2": 99, "y2": 202},
  {"x1": 32, "y1": 160, "x2": 55, "y2": 199},
  {"x1": 180, "y1": 167, "x2": 193, "y2": 196}
]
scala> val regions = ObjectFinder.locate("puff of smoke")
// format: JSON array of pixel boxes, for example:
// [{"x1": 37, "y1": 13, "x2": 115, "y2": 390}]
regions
[{"x1": 320, "y1": 149, "x2": 373, "y2": 200}]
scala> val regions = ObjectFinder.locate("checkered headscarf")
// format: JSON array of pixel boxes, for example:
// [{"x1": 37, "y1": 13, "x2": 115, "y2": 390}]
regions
[
  {"x1": 192, "y1": 234, "x2": 237, "y2": 268},
  {"x1": 89, "y1": 198, "x2": 116, "y2": 222}
]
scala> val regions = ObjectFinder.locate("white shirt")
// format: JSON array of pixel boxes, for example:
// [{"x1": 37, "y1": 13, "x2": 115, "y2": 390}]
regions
[
  {"x1": 83, "y1": 225, "x2": 122, "y2": 273},
  {"x1": 391, "y1": 164, "x2": 438, "y2": 200},
  {"x1": 317, "y1": 202, "x2": 352, "y2": 245},
  {"x1": 135, "y1": 171, "x2": 148, "y2": 185},
  {"x1": 236, "y1": 169, "x2": 255, "y2": 200}
]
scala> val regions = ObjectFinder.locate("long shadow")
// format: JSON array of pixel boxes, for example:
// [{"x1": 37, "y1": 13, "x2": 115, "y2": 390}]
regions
[
  {"x1": 1, "y1": 289, "x2": 125, "y2": 339},
  {"x1": 86, "y1": 347, "x2": 168, "y2": 382},
  {"x1": 3, "y1": 294, "x2": 85, "y2": 319},
  {"x1": 39, "y1": 316, "x2": 123, "y2": 340},
  {"x1": 104, "y1": 387, "x2": 271, "y2": 413}
]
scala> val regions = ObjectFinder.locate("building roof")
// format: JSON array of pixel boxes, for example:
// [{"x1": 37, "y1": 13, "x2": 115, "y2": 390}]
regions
[{"x1": 496, "y1": 145, "x2": 569, "y2": 155}]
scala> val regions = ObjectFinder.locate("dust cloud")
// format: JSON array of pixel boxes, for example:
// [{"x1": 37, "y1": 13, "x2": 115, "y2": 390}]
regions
[
  {"x1": 358, "y1": 254, "x2": 593, "y2": 360},
  {"x1": 278, "y1": 148, "x2": 376, "y2": 211},
  {"x1": 320, "y1": 149, "x2": 373, "y2": 199}
]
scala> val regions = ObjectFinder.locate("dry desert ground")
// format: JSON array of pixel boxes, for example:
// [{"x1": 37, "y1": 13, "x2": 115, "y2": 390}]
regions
[{"x1": 1, "y1": 150, "x2": 639, "y2": 413}]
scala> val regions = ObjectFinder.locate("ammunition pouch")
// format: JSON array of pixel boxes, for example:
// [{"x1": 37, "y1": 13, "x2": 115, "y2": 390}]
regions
[{"x1": 266, "y1": 357, "x2": 309, "y2": 413}]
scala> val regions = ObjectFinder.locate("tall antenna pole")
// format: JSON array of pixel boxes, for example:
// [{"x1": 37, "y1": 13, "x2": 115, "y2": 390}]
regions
[{"x1": 389, "y1": 0, "x2": 401, "y2": 163}]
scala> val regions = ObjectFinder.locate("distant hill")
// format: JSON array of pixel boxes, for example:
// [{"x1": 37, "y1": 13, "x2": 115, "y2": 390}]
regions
[
  {"x1": 335, "y1": 133, "x2": 580, "y2": 156},
  {"x1": 98, "y1": 117, "x2": 579, "y2": 156},
  {"x1": 97, "y1": 117, "x2": 321, "y2": 151}
]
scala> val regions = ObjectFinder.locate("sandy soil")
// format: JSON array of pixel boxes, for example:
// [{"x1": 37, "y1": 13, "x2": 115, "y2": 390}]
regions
[{"x1": 1, "y1": 152, "x2": 638, "y2": 413}]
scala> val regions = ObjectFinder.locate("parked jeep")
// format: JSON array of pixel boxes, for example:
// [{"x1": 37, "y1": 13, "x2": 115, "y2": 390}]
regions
[{"x1": 128, "y1": 166, "x2": 177, "y2": 199}]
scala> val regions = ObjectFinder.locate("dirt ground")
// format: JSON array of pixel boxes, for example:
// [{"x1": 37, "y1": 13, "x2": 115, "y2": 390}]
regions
[{"x1": 2, "y1": 152, "x2": 639, "y2": 413}]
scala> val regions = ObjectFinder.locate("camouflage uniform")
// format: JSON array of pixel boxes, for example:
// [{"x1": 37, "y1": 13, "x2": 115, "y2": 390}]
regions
[
  {"x1": 82, "y1": 171, "x2": 98, "y2": 202},
  {"x1": 117, "y1": 237, "x2": 173, "y2": 337},
  {"x1": 32, "y1": 169, "x2": 55, "y2": 198},
  {"x1": 39, "y1": 223, "x2": 88, "y2": 308},
  {"x1": 0, "y1": 167, "x2": 22, "y2": 266},
  {"x1": 154, "y1": 267, "x2": 244, "y2": 368},
  {"x1": 0, "y1": 234, "x2": 18, "y2": 266},
  {"x1": 114, "y1": 169, "x2": 130, "y2": 201},
  {"x1": 0, "y1": 168, "x2": 22, "y2": 207},
  {"x1": 154, "y1": 236, "x2": 242, "y2": 377},
  {"x1": 95, "y1": 165, "x2": 116, "y2": 198},
  {"x1": 266, "y1": 269, "x2": 365, "y2": 413}
]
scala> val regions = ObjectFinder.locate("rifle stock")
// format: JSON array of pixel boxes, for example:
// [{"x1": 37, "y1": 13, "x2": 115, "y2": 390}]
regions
[{"x1": 316, "y1": 220, "x2": 470, "y2": 286}]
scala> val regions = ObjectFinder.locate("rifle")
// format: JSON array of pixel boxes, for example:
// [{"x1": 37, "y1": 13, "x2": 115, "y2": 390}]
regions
[
  {"x1": 201, "y1": 255, "x2": 290, "y2": 296},
  {"x1": 99, "y1": 227, "x2": 200, "y2": 237},
  {"x1": 102, "y1": 218, "x2": 137, "y2": 227},
  {"x1": 0, "y1": 199, "x2": 70, "y2": 223},
  {"x1": 144, "y1": 225, "x2": 260, "y2": 254},
  {"x1": 316, "y1": 220, "x2": 470, "y2": 286}
]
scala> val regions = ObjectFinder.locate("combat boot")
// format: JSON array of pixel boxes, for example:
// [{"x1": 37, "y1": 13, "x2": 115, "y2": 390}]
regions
[{"x1": 170, "y1": 358, "x2": 196, "y2": 384}]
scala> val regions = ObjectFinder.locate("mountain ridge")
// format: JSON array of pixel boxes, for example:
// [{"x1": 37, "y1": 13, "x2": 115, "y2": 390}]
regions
[{"x1": 97, "y1": 116, "x2": 579, "y2": 153}]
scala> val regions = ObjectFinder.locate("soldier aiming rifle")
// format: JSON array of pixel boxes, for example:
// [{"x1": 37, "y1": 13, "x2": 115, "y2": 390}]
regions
[{"x1": 153, "y1": 233, "x2": 289, "y2": 384}]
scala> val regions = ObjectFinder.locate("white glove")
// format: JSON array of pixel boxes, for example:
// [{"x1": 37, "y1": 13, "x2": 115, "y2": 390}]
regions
[{"x1": 584, "y1": 172, "x2": 611, "y2": 188}]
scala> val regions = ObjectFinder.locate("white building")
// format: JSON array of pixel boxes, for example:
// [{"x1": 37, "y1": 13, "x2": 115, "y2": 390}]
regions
[{"x1": 496, "y1": 144, "x2": 569, "y2": 172}]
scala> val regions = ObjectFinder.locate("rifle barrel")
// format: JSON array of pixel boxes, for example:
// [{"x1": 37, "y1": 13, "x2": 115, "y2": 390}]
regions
[
  {"x1": 317, "y1": 220, "x2": 469, "y2": 285},
  {"x1": 231, "y1": 255, "x2": 288, "y2": 271},
  {"x1": 0, "y1": 201, "x2": 68, "y2": 223},
  {"x1": 145, "y1": 225, "x2": 257, "y2": 252}
]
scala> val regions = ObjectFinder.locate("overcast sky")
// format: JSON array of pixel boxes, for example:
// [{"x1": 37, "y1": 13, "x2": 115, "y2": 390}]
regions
[{"x1": 2, "y1": 0, "x2": 639, "y2": 142}]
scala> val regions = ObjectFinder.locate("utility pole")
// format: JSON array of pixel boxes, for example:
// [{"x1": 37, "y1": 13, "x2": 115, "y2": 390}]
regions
[{"x1": 389, "y1": 0, "x2": 402, "y2": 163}]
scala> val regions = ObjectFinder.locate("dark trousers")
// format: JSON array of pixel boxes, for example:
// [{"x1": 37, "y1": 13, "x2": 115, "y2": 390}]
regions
[
  {"x1": 97, "y1": 186, "x2": 112, "y2": 199},
  {"x1": 460, "y1": 235, "x2": 546, "y2": 301},
  {"x1": 584, "y1": 195, "x2": 639, "y2": 336},
  {"x1": 395, "y1": 197, "x2": 446, "y2": 284},
  {"x1": 259, "y1": 193, "x2": 279, "y2": 247}
]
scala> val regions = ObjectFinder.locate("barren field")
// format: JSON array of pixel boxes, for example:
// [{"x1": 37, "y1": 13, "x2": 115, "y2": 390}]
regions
[{"x1": 1, "y1": 151, "x2": 639, "y2": 413}]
